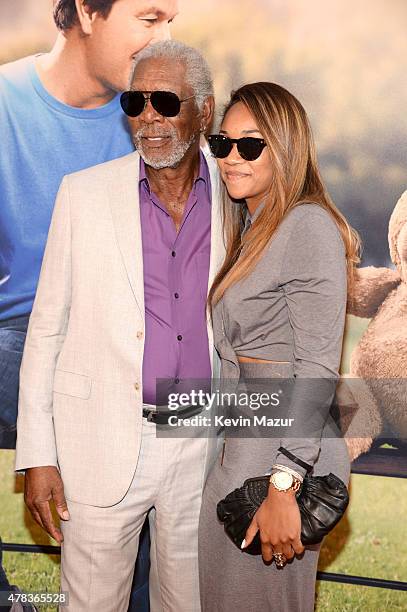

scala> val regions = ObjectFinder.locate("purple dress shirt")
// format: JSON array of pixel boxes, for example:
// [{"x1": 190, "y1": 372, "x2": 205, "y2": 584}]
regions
[{"x1": 139, "y1": 152, "x2": 212, "y2": 405}]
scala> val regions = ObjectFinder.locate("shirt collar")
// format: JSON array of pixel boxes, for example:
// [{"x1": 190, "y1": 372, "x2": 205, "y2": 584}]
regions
[{"x1": 242, "y1": 199, "x2": 266, "y2": 234}]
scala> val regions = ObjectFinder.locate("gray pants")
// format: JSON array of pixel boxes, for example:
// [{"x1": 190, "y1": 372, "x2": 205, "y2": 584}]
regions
[{"x1": 198, "y1": 364, "x2": 350, "y2": 612}]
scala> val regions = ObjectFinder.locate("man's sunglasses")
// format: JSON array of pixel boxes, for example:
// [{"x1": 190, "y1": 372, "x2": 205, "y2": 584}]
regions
[
  {"x1": 120, "y1": 90, "x2": 194, "y2": 118},
  {"x1": 208, "y1": 134, "x2": 267, "y2": 161}
]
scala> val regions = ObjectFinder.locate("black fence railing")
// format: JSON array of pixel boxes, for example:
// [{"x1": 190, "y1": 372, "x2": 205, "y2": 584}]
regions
[
  {"x1": 316, "y1": 571, "x2": 407, "y2": 591},
  {"x1": 3, "y1": 541, "x2": 407, "y2": 592}
]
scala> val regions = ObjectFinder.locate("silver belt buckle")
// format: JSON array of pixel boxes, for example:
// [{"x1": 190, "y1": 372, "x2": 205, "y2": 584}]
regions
[{"x1": 146, "y1": 410, "x2": 155, "y2": 422}]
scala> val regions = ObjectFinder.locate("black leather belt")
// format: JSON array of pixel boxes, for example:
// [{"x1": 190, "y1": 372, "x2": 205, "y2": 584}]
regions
[{"x1": 142, "y1": 404, "x2": 206, "y2": 425}]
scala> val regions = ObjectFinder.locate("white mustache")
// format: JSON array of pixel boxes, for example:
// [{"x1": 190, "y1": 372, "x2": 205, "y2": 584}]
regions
[
  {"x1": 138, "y1": 133, "x2": 172, "y2": 138},
  {"x1": 133, "y1": 127, "x2": 176, "y2": 140}
]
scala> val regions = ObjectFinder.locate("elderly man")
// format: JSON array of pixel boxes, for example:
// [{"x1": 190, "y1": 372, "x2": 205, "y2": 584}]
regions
[
  {"x1": 15, "y1": 40, "x2": 223, "y2": 611},
  {"x1": 1, "y1": 2, "x2": 178, "y2": 607}
]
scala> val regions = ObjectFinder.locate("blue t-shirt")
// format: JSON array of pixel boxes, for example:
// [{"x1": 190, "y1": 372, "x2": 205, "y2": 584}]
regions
[{"x1": 0, "y1": 55, "x2": 134, "y2": 320}]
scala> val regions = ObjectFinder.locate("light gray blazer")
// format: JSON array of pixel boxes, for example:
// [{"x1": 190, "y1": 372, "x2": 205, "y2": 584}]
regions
[{"x1": 15, "y1": 150, "x2": 225, "y2": 507}]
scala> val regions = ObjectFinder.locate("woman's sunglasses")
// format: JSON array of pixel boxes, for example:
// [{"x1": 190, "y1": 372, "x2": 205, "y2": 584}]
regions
[
  {"x1": 208, "y1": 134, "x2": 267, "y2": 161},
  {"x1": 120, "y1": 90, "x2": 194, "y2": 118}
]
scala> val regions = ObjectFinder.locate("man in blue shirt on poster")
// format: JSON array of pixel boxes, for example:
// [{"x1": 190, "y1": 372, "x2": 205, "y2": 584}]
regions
[{"x1": 0, "y1": 1, "x2": 178, "y2": 609}]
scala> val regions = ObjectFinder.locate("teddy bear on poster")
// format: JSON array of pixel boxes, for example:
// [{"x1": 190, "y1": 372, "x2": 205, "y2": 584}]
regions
[{"x1": 339, "y1": 190, "x2": 407, "y2": 460}]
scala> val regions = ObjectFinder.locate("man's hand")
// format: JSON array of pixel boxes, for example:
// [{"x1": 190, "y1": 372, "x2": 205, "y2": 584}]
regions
[{"x1": 24, "y1": 466, "x2": 70, "y2": 543}]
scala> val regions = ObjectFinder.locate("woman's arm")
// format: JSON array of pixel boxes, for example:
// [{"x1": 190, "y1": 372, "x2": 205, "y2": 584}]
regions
[
  {"x1": 274, "y1": 205, "x2": 348, "y2": 476},
  {"x1": 243, "y1": 205, "x2": 347, "y2": 561}
]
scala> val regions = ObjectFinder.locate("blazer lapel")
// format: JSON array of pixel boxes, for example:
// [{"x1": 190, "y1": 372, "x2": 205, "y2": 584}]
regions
[
  {"x1": 204, "y1": 148, "x2": 226, "y2": 374},
  {"x1": 108, "y1": 152, "x2": 145, "y2": 320}
]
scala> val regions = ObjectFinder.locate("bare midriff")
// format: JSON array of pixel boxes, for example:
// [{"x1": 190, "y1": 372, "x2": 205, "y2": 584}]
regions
[{"x1": 237, "y1": 355, "x2": 291, "y2": 364}]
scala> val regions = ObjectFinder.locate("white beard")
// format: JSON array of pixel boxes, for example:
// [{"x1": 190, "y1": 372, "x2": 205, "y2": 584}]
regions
[{"x1": 132, "y1": 127, "x2": 198, "y2": 169}]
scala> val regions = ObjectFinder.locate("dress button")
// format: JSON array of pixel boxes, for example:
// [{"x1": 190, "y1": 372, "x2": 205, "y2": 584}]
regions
[
  {"x1": 137, "y1": 331, "x2": 143, "y2": 339},
  {"x1": 175, "y1": 377, "x2": 180, "y2": 384},
  {"x1": 177, "y1": 335, "x2": 183, "y2": 341},
  {"x1": 171, "y1": 251, "x2": 176, "y2": 257},
  {"x1": 134, "y1": 382, "x2": 140, "y2": 391},
  {"x1": 174, "y1": 293, "x2": 179, "y2": 299}
]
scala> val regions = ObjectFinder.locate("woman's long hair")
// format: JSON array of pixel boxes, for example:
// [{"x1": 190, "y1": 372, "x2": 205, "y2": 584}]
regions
[{"x1": 209, "y1": 82, "x2": 361, "y2": 306}]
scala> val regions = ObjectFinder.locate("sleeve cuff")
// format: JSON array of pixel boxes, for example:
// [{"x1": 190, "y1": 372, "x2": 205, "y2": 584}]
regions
[{"x1": 272, "y1": 455, "x2": 308, "y2": 479}]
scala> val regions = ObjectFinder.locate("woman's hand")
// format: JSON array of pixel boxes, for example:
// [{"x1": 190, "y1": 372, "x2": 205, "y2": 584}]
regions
[{"x1": 243, "y1": 486, "x2": 305, "y2": 563}]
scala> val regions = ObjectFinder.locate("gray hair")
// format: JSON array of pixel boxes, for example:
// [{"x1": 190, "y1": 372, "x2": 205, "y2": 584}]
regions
[{"x1": 129, "y1": 40, "x2": 214, "y2": 112}]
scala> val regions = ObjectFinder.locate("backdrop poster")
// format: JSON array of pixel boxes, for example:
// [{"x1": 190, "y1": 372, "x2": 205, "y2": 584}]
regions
[{"x1": 0, "y1": 1, "x2": 406, "y2": 610}]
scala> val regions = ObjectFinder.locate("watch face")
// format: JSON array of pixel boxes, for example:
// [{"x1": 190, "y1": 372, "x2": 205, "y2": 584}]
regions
[{"x1": 273, "y1": 471, "x2": 293, "y2": 490}]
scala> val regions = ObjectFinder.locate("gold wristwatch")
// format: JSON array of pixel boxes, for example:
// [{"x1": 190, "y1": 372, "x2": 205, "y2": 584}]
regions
[{"x1": 270, "y1": 470, "x2": 302, "y2": 493}]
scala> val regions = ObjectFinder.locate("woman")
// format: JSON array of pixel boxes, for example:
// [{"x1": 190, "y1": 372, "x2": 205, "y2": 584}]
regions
[{"x1": 199, "y1": 82, "x2": 360, "y2": 612}]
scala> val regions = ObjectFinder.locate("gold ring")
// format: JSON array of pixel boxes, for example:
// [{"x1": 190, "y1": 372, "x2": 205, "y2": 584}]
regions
[{"x1": 273, "y1": 552, "x2": 286, "y2": 567}]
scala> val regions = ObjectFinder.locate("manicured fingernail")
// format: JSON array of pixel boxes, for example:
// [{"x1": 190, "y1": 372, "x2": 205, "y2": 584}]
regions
[
  {"x1": 62, "y1": 511, "x2": 70, "y2": 520},
  {"x1": 241, "y1": 539, "x2": 246, "y2": 549}
]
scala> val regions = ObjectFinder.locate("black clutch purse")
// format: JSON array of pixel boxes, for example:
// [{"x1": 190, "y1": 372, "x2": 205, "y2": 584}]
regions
[{"x1": 217, "y1": 447, "x2": 349, "y2": 554}]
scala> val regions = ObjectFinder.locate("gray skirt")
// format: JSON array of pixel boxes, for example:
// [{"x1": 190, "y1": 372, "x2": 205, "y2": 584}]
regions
[{"x1": 198, "y1": 362, "x2": 350, "y2": 612}]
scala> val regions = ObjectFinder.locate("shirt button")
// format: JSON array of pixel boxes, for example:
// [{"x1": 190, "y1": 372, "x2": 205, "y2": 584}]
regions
[
  {"x1": 134, "y1": 382, "x2": 140, "y2": 391},
  {"x1": 175, "y1": 377, "x2": 180, "y2": 384},
  {"x1": 171, "y1": 250, "x2": 176, "y2": 257},
  {"x1": 177, "y1": 335, "x2": 183, "y2": 341},
  {"x1": 136, "y1": 331, "x2": 143, "y2": 339},
  {"x1": 174, "y1": 293, "x2": 179, "y2": 299}
]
